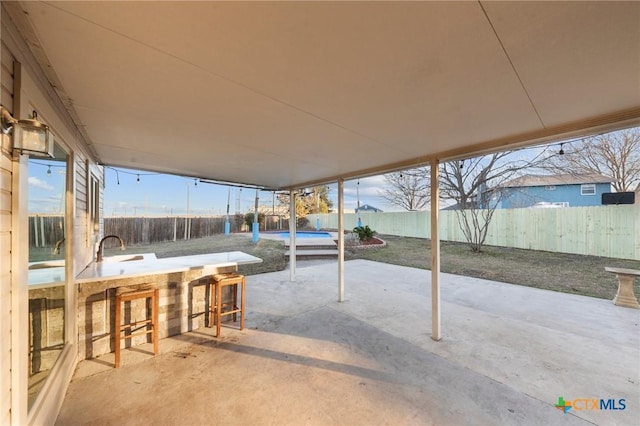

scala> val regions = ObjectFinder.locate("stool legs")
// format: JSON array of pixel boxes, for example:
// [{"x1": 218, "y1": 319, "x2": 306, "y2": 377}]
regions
[
  {"x1": 240, "y1": 276, "x2": 245, "y2": 331},
  {"x1": 232, "y1": 283, "x2": 238, "y2": 322},
  {"x1": 114, "y1": 293, "x2": 122, "y2": 368},
  {"x1": 209, "y1": 275, "x2": 245, "y2": 337},
  {"x1": 152, "y1": 288, "x2": 159, "y2": 356},
  {"x1": 216, "y1": 278, "x2": 223, "y2": 337},
  {"x1": 114, "y1": 288, "x2": 158, "y2": 368}
]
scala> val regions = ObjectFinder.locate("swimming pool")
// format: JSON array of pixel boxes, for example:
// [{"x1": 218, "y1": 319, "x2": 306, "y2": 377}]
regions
[{"x1": 272, "y1": 231, "x2": 333, "y2": 239}]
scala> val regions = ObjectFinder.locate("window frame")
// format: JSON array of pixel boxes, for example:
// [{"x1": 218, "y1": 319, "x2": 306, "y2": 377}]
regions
[{"x1": 580, "y1": 184, "x2": 596, "y2": 196}]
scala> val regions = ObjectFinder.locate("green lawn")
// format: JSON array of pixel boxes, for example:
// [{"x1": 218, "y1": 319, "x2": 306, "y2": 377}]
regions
[{"x1": 94, "y1": 232, "x2": 640, "y2": 300}]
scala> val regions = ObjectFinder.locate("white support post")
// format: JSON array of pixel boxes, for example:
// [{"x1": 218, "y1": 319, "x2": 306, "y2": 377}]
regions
[
  {"x1": 289, "y1": 190, "x2": 296, "y2": 282},
  {"x1": 430, "y1": 159, "x2": 441, "y2": 341},
  {"x1": 338, "y1": 179, "x2": 345, "y2": 302}
]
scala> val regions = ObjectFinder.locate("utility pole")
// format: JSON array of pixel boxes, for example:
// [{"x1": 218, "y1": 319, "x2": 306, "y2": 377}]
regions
[
  {"x1": 356, "y1": 180, "x2": 363, "y2": 228},
  {"x1": 184, "y1": 181, "x2": 190, "y2": 240},
  {"x1": 252, "y1": 189, "x2": 260, "y2": 243},
  {"x1": 225, "y1": 187, "x2": 231, "y2": 235}
]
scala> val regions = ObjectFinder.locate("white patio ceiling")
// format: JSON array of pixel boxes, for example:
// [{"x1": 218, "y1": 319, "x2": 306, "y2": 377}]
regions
[{"x1": 8, "y1": 1, "x2": 640, "y2": 189}]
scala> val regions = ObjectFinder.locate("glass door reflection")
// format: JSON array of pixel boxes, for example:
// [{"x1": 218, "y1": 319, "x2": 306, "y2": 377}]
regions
[{"x1": 27, "y1": 144, "x2": 67, "y2": 409}]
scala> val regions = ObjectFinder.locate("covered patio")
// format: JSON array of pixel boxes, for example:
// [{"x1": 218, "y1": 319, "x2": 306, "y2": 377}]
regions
[
  {"x1": 57, "y1": 260, "x2": 639, "y2": 425},
  {"x1": 3, "y1": 2, "x2": 640, "y2": 424}
]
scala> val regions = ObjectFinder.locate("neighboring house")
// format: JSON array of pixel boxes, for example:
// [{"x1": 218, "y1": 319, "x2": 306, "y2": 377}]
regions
[
  {"x1": 498, "y1": 174, "x2": 612, "y2": 208},
  {"x1": 355, "y1": 204, "x2": 383, "y2": 213},
  {"x1": 442, "y1": 200, "x2": 480, "y2": 211}
]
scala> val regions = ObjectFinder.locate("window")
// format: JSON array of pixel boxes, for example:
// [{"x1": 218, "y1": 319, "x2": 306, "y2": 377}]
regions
[
  {"x1": 86, "y1": 159, "x2": 101, "y2": 243},
  {"x1": 581, "y1": 184, "x2": 596, "y2": 195}
]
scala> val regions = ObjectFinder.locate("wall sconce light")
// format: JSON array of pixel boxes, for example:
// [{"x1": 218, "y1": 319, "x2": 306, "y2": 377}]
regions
[{"x1": 1, "y1": 105, "x2": 53, "y2": 158}]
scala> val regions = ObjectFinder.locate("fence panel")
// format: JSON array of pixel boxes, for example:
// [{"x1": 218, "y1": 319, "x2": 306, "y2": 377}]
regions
[
  {"x1": 101, "y1": 215, "x2": 288, "y2": 247},
  {"x1": 309, "y1": 205, "x2": 639, "y2": 260},
  {"x1": 31, "y1": 206, "x2": 638, "y2": 259},
  {"x1": 28, "y1": 215, "x2": 65, "y2": 248}
]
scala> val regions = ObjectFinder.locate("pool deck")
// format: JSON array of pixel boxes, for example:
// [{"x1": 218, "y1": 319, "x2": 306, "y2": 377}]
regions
[{"x1": 57, "y1": 259, "x2": 639, "y2": 425}]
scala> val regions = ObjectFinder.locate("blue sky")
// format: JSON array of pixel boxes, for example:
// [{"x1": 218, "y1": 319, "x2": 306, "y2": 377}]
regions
[
  {"x1": 27, "y1": 139, "x2": 566, "y2": 216},
  {"x1": 100, "y1": 167, "x2": 392, "y2": 216},
  {"x1": 27, "y1": 159, "x2": 395, "y2": 215},
  {"x1": 28, "y1": 159, "x2": 67, "y2": 213}
]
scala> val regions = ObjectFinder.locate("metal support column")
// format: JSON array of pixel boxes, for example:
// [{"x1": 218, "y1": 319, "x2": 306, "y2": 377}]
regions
[
  {"x1": 338, "y1": 179, "x2": 345, "y2": 302},
  {"x1": 289, "y1": 190, "x2": 296, "y2": 282},
  {"x1": 430, "y1": 159, "x2": 441, "y2": 340}
]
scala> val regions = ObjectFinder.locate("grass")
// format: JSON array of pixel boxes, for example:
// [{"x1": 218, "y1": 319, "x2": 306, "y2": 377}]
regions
[
  {"x1": 345, "y1": 235, "x2": 640, "y2": 300},
  {"x1": 37, "y1": 232, "x2": 639, "y2": 300},
  {"x1": 105, "y1": 234, "x2": 286, "y2": 276}
]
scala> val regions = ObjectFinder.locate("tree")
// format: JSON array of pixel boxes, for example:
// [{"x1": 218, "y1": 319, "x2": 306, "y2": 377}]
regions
[
  {"x1": 244, "y1": 212, "x2": 265, "y2": 228},
  {"x1": 277, "y1": 186, "x2": 333, "y2": 217},
  {"x1": 543, "y1": 128, "x2": 640, "y2": 192},
  {"x1": 440, "y1": 152, "x2": 543, "y2": 252},
  {"x1": 381, "y1": 167, "x2": 430, "y2": 210}
]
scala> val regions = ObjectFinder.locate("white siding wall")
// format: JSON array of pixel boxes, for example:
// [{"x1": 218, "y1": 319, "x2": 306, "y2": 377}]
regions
[
  {"x1": 0, "y1": 39, "x2": 15, "y2": 426},
  {"x1": 2, "y1": 5, "x2": 104, "y2": 423},
  {"x1": 73, "y1": 156, "x2": 104, "y2": 273},
  {"x1": 74, "y1": 153, "x2": 89, "y2": 271}
]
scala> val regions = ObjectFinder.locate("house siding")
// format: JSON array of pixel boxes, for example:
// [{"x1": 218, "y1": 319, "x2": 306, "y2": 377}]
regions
[
  {"x1": 500, "y1": 182, "x2": 612, "y2": 208},
  {"x1": 0, "y1": 39, "x2": 15, "y2": 426},
  {"x1": 2, "y1": 5, "x2": 104, "y2": 423}
]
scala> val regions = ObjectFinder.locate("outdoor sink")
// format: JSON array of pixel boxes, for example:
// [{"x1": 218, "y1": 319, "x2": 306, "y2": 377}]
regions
[
  {"x1": 100, "y1": 254, "x2": 147, "y2": 263},
  {"x1": 29, "y1": 260, "x2": 65, "y2": 270}
]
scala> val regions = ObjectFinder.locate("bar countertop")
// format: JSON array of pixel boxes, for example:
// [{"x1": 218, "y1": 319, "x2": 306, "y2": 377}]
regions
[{"x1": 76, "y1": 251, "x2": 262, "y2": 283}]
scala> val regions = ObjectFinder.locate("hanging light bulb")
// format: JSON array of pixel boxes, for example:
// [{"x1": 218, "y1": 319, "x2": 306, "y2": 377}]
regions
[
  {"x1": 47, "y1": 165, "x2": 52, "y2": 176},
  {"x1": 559, "y1": 143, "x2": 565, "y2": 155},
  {"x1": 194, "y1": 178, "x2": 198, "y2": 187},
  {"x1": 137, "y1": 174, "x2": 140, "y2": 183},
  {"x1": 459, "y1": 160, "x2": 464, "y2": 169}
]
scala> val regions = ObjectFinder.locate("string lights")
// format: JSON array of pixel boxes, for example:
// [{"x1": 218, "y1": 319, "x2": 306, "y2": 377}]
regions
[
  {"x1": 104, "y1": 166, "x2": 206, "y2": 190},
  {"x1": 105, "y1": 166, "x2": 158, "y2": 186},
  {"x1": 29, "y1": 160, "x2": 65, "y2": 176}
]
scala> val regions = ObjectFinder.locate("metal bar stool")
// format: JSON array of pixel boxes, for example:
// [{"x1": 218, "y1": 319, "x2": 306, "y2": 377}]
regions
[
  {"x1": 114, "y1": 283, "x2": 159, "y2": 368},
  {"x1": 209, "y1": 273, "x2": 245, "y2": 337}
]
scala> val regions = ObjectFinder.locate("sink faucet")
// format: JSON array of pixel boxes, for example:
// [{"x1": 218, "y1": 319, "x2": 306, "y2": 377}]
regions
[
  {"x1": 53, "y1": 238, "x2": 65, "y2": 254},
  {"x1": 96, "y1": 235, "x2": 125, "y2": 262}
]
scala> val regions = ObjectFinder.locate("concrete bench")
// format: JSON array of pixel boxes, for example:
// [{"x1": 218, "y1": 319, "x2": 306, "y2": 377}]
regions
[{"x1": 604, "y1": 267, "x2": 640, "y2": 309}]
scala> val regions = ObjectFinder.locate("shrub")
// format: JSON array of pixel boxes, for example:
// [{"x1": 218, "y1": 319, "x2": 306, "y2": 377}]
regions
[
  {"x1": 353, "y1": 225, "x2": 375, "y2": 241},
  {"x1": 233, "y1": 213, "x2": 245, "y2": 232},
  {"x1": 297, "y1": 216, "x2": 310, "y2": 229},
  {"x1": 244, "y1": 212, "x2": 266, "y2": 228}
]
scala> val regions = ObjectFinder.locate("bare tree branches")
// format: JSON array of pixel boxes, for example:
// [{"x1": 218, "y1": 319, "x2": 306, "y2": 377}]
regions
[
  {"x1": 440, "y1": 151, "x2": 547, "y2": 252},
  {"x1": 381, "y1": 167, "x2": 431, "y2": 211},
  {"x1": 543, "y1": 128, "x2": 640, "y2": 192}
]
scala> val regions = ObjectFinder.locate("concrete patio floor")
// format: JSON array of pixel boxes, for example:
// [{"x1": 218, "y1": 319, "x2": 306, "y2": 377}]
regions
[{"x1": 56, "y1": 260, "x2": 639, "y2": 425}]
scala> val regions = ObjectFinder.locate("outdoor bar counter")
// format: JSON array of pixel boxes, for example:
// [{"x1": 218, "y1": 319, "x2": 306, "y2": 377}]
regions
[{"x1": 75, "y1": 251, "x2": 262, "y2": 360}]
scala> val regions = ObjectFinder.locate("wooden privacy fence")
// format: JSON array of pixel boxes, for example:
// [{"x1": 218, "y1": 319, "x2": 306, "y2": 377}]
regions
[
  {"x1": 29, "y1": 215, "x2": 66, "y2": 247},
  {"x1": 104, "y1": 215, "x2": 288, "y2": 246},
  {"x1": 308, "y1": 205, "x2": 640, "y2": 260},
  {"x1": 105, "y1": 216, "x2": 219, "y2": 245},
  {"x1": 28, "y1": 214, "x2": 289, "y2": 248}
]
